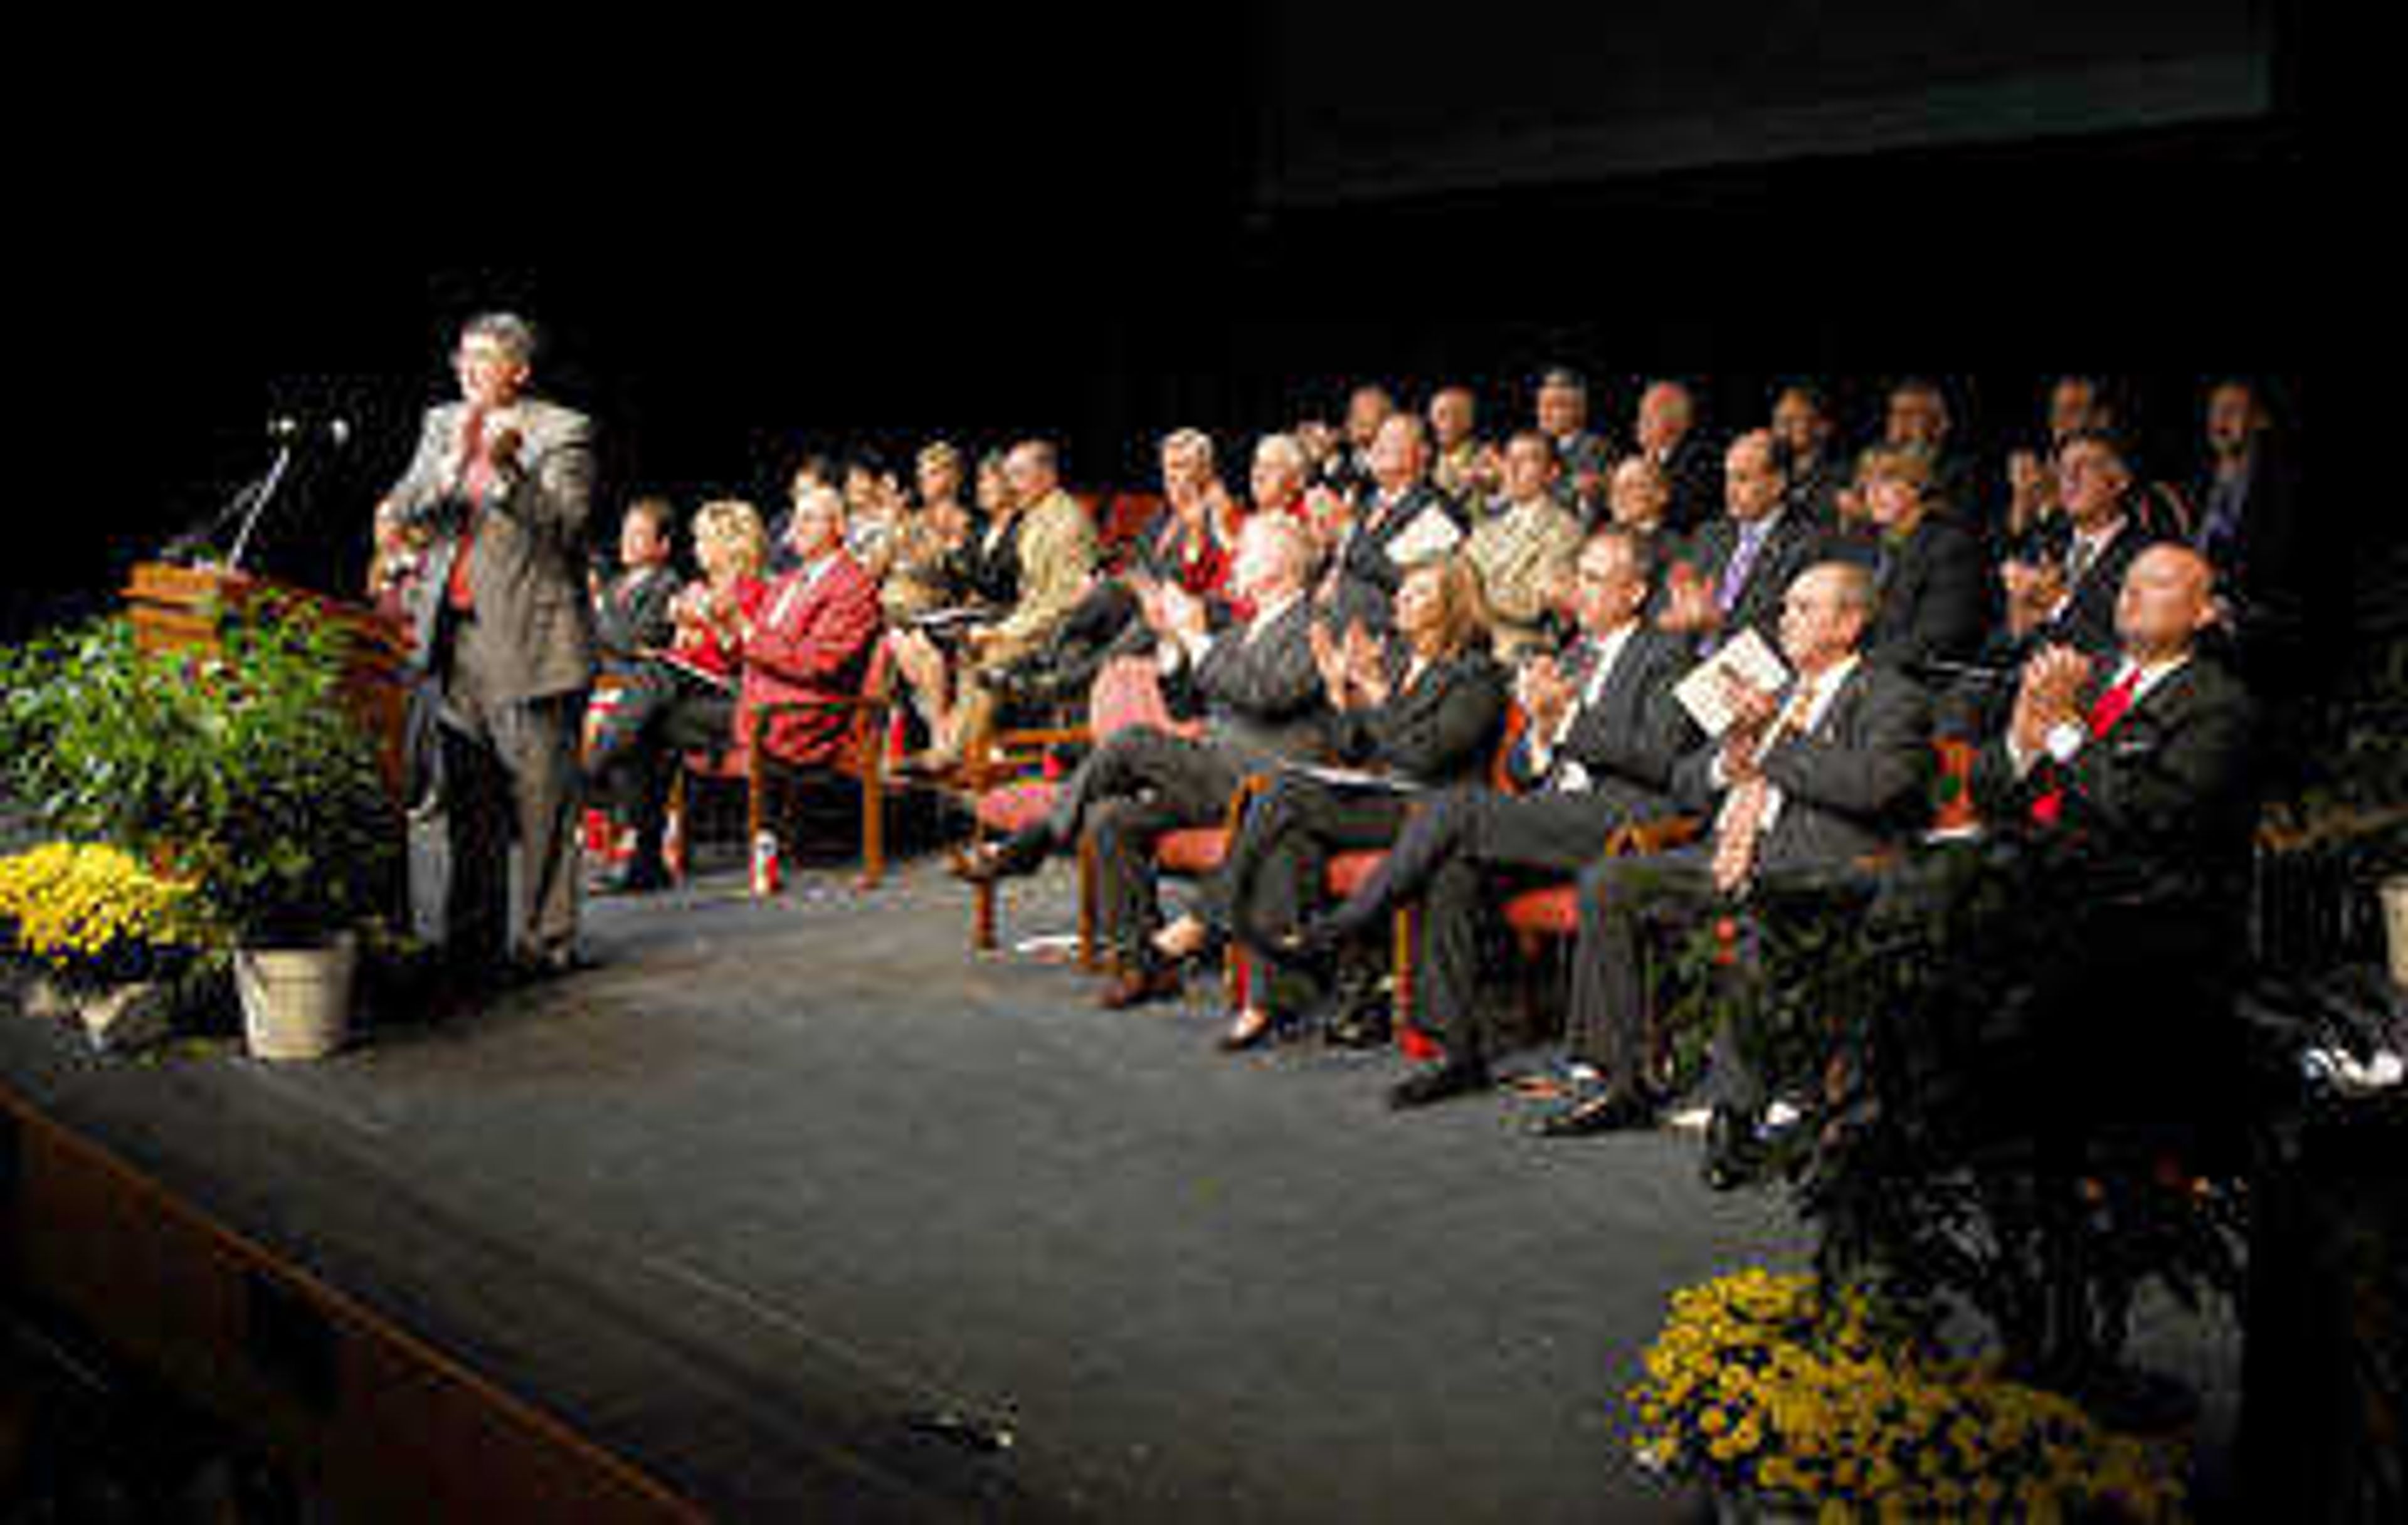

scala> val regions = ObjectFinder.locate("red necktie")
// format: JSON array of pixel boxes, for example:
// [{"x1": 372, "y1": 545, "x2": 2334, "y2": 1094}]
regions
[
  {"x1": 446, "y1": 410, "x2": 490, "y2": 611},
  {"x1": 2030, "y1": 667, "x2": 2143, "y2": 826}
]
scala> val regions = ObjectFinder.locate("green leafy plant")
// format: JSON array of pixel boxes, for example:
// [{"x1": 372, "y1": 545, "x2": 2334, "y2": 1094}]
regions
[
  {"x1": 0, "y1": 599, "x2": 398, "y2": 947},
  {"x1": 1642, "y1": 848, "x2": 2251, "y2": 1396}
]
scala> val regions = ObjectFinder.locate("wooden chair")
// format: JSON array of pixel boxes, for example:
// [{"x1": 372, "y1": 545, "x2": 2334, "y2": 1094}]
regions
[
  {"x1": 1313, "y1": 702, "x2": 1531, "y2": 1056},
  {"x1": 960, "y1": 653, "x2": 1198, "y2": 956},
  {"x1": 676, "y1": 640, "x2": 901, "y2": 892},
  {"x1": 1075, "y1": 771, "x2": 1268, "y2": 1006},
  {"x1": 1495, "y1": 733, "x2": 1973, "y2": 1063}
]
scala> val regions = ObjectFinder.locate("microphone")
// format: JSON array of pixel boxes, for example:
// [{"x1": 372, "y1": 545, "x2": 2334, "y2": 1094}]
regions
[{"x1": 266, "y1": 414, "x2": 354, "y2": 448}]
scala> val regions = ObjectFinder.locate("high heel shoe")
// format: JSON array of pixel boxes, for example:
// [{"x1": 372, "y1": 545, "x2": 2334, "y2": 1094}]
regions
[{"x1": 1217, "y1": 1007, "x2": 1282, "y2": 1052}]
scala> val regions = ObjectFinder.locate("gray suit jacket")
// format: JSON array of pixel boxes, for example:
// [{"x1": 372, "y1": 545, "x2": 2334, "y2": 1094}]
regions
[
  {"x1": 384, "y1": 397, "x2": 598, "y2": 702},
  {"x1": 1172, "y1": 597, "x2": 1329, "y2": 773}
]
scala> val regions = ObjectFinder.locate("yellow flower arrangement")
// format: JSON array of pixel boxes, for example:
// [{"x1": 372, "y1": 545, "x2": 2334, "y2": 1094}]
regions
[
  {"x1": 0, "y1": 841, "x2": 209, "y2": 984},
  {"x1": 1625, "y1": 1268, "x2": 2187, "y2": 1522}
]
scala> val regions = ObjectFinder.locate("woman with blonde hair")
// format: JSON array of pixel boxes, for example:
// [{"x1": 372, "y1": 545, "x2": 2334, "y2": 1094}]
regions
[
  {"x1": 879, "y1": 440, "x2": 981, "y2": 623},
  {"x1": 583, "y1": 498, "x2": 769, "y2": 892},
  {"x1": 1181, "y1": 552, "x2": 1508, "y2": 1050}
]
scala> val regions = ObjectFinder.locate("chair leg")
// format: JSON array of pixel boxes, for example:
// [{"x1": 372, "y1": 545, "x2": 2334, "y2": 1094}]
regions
[
  {"x1": 1077, "y1": 836, "x2": 1100, "y2": 971},
  {"x1": 665, "y1": 771, "x2": 689, "y2": 884},
  {"x1": 747, "y1": 752, "x2": 776, "y2": 898},
  {"x1": 974, "y1": 880, "x2": 999, "y2": 952},
  {"x1": 857, "y1": 773, "x2": 884, "y2": 890},
  {"x1": 1515, "y1": 930, "x2": 1543, "y2": 1037},
  {"x1": 1391, "y1": 904, "x2": 1419, "y2": 1035}
]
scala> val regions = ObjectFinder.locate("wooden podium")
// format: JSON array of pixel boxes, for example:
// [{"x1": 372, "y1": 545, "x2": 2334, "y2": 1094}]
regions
[{"x1": 122, "y1": 562, "x2": 413, "y2": 796}]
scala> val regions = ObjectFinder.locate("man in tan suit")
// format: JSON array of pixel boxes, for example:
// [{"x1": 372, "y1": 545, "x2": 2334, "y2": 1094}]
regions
[
  {"x1": 379, "y1": 312, "x2": 596, "y2": 981},
  {"x1": 892, "y1": 437, "x2": 1096, "y2": 771}
]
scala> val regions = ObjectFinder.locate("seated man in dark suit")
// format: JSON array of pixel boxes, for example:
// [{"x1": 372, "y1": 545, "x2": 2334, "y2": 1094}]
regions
[
  {"x1": 1536, "y1": 561, "x2": 1933, "y2": 1168},
  {"x1": 1327, "y1": 411, "x2": 1467, "y2": 628},
  {"x1": 1995, "y1": 432, "x2": 2162, "y2": 662},
  {"x1": 1283, "y1": 525, "x2": 1704, "y2": 1108},
  {"x1": 952, "y1": 514, "x2": 1329, "y2": 1008},
  {"x1": 1657, "y1": 430, "x2": 1825, "y2": 659},
  {"x1": 583, "y1": 497, "x2": 684, "y2": 891},
  {"x1": 1966, "y1": 543, "x2": 2258, "y2": 1132}
]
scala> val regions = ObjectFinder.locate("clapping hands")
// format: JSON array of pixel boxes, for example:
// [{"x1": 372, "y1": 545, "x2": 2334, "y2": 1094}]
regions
[
  {"x1": 1309, "y1": 620, "x2": 1388, "y2": 709},
  {"x1": 1658, "y1": 561, "x2": 1721, "y2": 635},
  {"x1": 2010, "y1": 644, "x2": 2093, "y2": 758}
]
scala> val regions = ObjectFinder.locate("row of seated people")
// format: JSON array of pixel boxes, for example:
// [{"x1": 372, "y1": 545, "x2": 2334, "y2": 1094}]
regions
[
  {"x1": 948, "y1": 428, "x2": 2258, "y2": 1185},
  {"x1": 557, "y1": 386, "x2": 2269, "y2": 1180},
  {"x1": 556, "y1": 359, "x2": 2291, "y2": 862}
]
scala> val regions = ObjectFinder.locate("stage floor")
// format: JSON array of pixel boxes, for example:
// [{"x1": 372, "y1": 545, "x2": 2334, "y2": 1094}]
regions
[{"x1": 0, "y1": 849, "x2": 2244, "y2": 1522}]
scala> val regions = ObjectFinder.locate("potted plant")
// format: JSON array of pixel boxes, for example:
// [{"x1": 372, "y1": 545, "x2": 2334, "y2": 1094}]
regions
[
  {"x1": 1624, "y1": 1267, "x2": 2187, "y2": 1522},
  {"x1": 0, "y1": 840, "x2": 216, "y2": 1050},
  {"x1": 0, "y1": 599, "x2": 399, "y2": 1058}
]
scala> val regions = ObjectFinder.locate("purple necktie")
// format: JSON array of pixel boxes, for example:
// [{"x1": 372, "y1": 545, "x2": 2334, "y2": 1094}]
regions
[{"x1": 1716, "y1": 519, "x2": 1770, "y2": 614}]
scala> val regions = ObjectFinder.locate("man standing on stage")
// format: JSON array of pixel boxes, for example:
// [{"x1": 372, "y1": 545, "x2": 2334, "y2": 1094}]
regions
[{"x1": 378, "y1": 312, "x2": 597, "y2": 983}]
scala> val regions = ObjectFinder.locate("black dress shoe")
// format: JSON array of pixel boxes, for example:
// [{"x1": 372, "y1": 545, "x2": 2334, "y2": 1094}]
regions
[
  {"x1": 1701, "y1": 1105, "x2": 1768, "y2": 1190},
  {"x1": 1388, "y1": 1058, "x2": 1491, "y2": 1111},
  {"x1": 950, "y1": 830, "x2": 1048, "y2": 884},
  {"x1": 1097, "y1": 961, "x2": 1183, "y2": 1011},
  {"x1": 1269, "y1": 912, "x2": 1360, "y2": 969},
  {"x1": 1531, "y1": 1088, "x2": 1658, "y2": 1138},
  {"x1": 1323, "y1": 1005, "x2": 1391, "y2": 1050}
]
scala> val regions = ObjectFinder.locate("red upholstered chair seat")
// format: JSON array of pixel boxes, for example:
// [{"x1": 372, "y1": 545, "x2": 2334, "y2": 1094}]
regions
[
  {"x1": 1324, "y1": 850, "x2": 1386, "y2": 898},
  {"x1": 974, "y1": 779, "x2": 1057, "y2": 836},
  {"x1": 1154, "y1": 828, "x2": 1232, "y2": 876},
  {"x1": 1502, "y1": 882, "x2": 1582, "y2": 937}
]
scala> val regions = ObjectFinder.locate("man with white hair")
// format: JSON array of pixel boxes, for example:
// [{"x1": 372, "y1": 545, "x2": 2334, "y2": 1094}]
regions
[
  {"x1": 1535, "y1": 561, "x2": 1933, "y2": 1173},
  {"x1": 1633, "y1": 378, "x2": 1720, "y2": 535},
  {"x1": 377, "y1": 311, "x2": 596, "y2": 982},
  {"x1": 954, "y1": 514, "x2": 1329, "y2": 1008}
]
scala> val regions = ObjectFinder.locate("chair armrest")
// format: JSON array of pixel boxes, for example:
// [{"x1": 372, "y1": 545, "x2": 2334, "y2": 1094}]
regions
[{"x1": 1609, "y1": 814, "x2": 1704, "y2": 857}]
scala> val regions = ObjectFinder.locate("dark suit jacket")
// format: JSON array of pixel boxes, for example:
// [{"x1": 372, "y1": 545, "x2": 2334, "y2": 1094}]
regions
[
  {"x1": 1506, "y1": 625, "x2": 1700, "y2": 823},
  {"x1": 1325, "y1": 647, "x2": 1508, "y2": 789},
  {"x1": 1168, "y1": 596, "x2": 1330, "y2": 772},
  {"x1": 1337, "y1": 482, "x2": 1462, "y2": 614},
  {"x1": 1656, "y1": 432, "x2": 1723, "y2": 538},
  {"x1": 1674, "y1": 658, "x2": 1935, "y2": 874},
  {"x1": 1969, "y1": 653, "x2": 2258, "y2": 926},
  {"x1": 1864, "y1": 514, "x2": 1995, "y2": 672},
  {"x1": 1679, "y1": 509, "x2": 1826, "y2": 649},
  {"x1": 593, "y1": 564, "x2": 679, "y2": 668},
  {"x1": 2036, "y1": 517, "x2": 2161, "y2": 658}
]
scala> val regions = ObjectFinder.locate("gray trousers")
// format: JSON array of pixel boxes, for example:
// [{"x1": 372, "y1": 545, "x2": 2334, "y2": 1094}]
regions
[{"x1": 436, "y1": 645, "x2": 585, "y2": 970}]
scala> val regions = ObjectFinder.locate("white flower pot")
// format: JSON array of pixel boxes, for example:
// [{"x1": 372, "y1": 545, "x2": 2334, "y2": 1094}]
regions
[{"x1": 235, "y1": 932, "x2": 357, "y2": 1061}]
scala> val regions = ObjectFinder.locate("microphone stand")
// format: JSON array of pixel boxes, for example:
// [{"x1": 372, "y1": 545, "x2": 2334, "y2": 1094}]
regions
[{"x1": 223, "y1": 438, "x2": 298, "y2": 573}]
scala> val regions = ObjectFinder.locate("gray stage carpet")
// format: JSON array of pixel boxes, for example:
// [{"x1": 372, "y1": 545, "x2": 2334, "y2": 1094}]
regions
[{"x1": 0, "y1": 850, "x2": 2242, "y2": 1522}]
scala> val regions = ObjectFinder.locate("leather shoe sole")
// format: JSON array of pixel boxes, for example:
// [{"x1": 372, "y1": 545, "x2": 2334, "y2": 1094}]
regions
[
  {"x1": 1531, "y1": 1089, "x2": 1657, "y2": 1138},
  {"x1": 1097, "y1": 963, "x2": 1183, "y2": 1011}
]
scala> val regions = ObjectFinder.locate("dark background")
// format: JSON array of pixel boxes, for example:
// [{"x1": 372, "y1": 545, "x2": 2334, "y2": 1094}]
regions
[{"x1": 13, "y1": 3, "x2": 2310, "y2": 643}]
